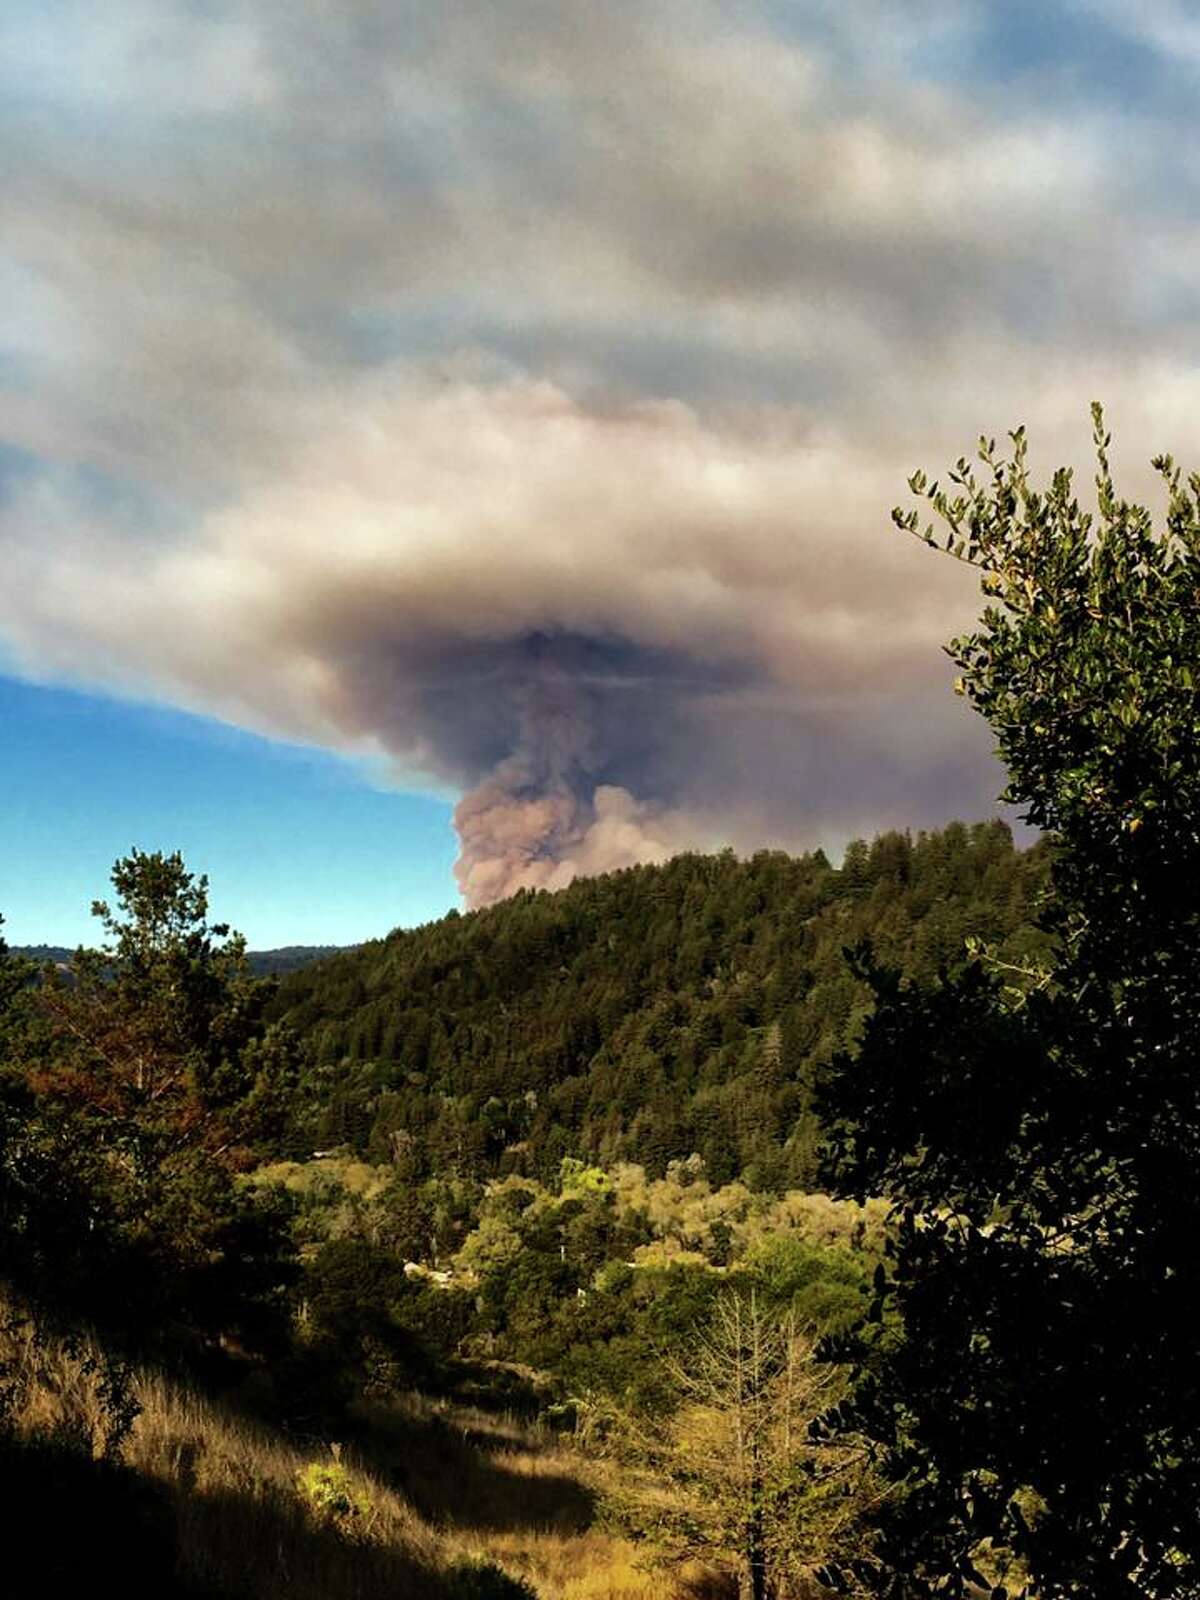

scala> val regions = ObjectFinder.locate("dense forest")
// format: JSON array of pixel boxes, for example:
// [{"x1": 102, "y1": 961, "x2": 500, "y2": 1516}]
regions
[{"x1": 275, "y1": 822, "x2": 1051, "y2": 1189}]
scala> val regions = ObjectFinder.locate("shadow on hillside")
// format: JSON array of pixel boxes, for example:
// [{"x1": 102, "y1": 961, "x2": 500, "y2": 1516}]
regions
[
  {"x1": 0, "y1": 1431, "x2": 451, "y2": 1600},
  {"x1": 1, "y1": 1435, "x2": 198, "y2": 1599},
  {"x1": 351, "y1": 1402, "x2": 597, "y2": 1537},
  {"x1": 173, "y1": 1481, "x2": 439, "y2": 1600}
]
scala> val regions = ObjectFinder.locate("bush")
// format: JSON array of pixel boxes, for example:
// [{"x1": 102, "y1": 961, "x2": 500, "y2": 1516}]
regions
[
  {"x1": 447, "y1": 1554, "x2": 539, "y2": 1598},
  {"x1": 296, "y1": 1458, "x2": 371, "y2": 1523}
]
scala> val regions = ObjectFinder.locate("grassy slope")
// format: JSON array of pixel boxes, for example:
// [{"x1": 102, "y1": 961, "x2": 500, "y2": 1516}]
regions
[{"x1": 0, "y1": 1302, "x2": 725, "y2": 1600}]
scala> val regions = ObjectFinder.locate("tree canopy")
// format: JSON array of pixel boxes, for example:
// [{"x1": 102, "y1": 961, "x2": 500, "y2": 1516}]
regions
[
  {"x1": 273, "y1": 826, "x2": 1049, "y2": 1190},
  {"x1": 1, "y1": 851, "x2": 296, "y2": 1350},
  {"x1": 821, "y1": 410, "x2": 1200, "y2": 1598}
]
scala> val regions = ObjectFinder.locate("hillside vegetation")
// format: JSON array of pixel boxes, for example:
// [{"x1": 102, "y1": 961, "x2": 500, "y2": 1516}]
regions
[
  {"x1": 3, "y1": 1298, "x2": 716, "y2": 1600},
  {"x1": 275, "y1": 821, "x2": 1051, "y2": 1188},
  {"x1": 1, "y1": 823, "x2": 1053, "y2": 1596}
]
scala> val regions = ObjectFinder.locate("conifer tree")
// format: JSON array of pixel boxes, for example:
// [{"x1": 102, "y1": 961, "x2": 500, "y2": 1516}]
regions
[
  {"x1": 15, "y1": 852, "x2": 296, "y2": 1346},
  {"x1": 620, "y1": 1291, "x2": 879, "y2": 1597}
]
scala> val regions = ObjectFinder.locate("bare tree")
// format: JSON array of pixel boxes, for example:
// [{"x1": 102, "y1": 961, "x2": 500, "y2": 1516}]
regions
[{"x1": 619, "y1": 1290, "x2": 882, "y2": 1599}]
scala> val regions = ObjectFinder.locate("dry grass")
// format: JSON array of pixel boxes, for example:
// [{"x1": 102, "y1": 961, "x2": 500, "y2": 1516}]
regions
[
  {"x1": 0, "y1": 1304, "x2": 725, "y2": 1599},
  {"x1": 2, "y1": 1310, "x2": 437, "y2": 1597},
  {"x1": 482, "y1": 1528, "x2": 732, "y2": 1600},
  {"x1": 349, "y1": 1392, "x2": 735, "y2": 1599}
]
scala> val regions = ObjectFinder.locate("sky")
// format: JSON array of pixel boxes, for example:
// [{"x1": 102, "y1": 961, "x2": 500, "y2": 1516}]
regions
[{"x1": 3, "y1": 0, "x2": 1199, "y2": 943}]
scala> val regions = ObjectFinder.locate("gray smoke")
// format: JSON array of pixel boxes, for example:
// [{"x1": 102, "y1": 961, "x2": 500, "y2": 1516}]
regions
[
  {"x1": 0, "y1": 373, "x2": 1004, "y2": 905},
  {"x1": 2, "y1": 1, "x2": 1189, "y2": 906},
  {"x1": 448, "y1": 647, "x2": 700, "y2": 904}
]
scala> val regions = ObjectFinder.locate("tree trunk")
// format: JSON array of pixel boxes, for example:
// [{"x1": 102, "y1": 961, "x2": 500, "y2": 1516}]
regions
[{"x1": 746, "y1": 1479, "x2": 769, "y2": 1600}]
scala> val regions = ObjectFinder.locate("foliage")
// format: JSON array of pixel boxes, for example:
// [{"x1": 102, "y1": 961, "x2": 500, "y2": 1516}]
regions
[
  {"x1": 745, "y1": 1234, "x2": 871, "y2": 1333},
  {"x1": 38, "y1": 848, "x2": 299, "y2": 1166},
  {"x1": 274, "y1": 828, "x2": 1050, "y2": 1188},
  {"x1": 246, "y1": 1144, "x2": 883, "y2": 1429},
  {"x1": 301, "y1": 1233, "x2": 440, "y2": 1395},
  {"x1": 297, "y1": 1456, "x2": 373, "y2": 1523},
  {"x1": 1, "y1": 854, "x2": 296, "y2": 1353},
  {"x1": 822, "y1": 410, "x2": 1200, "y2": 1597},
  {"x1": 446, "y1": 1555, "x2": 540, "y2": 1599},
  {"x1": 560, "y1": 1157, "x2": 613, "y2": 1198}
]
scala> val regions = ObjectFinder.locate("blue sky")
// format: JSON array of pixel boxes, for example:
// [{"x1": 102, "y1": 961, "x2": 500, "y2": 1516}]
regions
[
  {"x1": 0, "y1": 676, "x2": 457, "y2": 946},
  {"x1": 2, "y1": 0, "x2": 1197, "y2": 933}
]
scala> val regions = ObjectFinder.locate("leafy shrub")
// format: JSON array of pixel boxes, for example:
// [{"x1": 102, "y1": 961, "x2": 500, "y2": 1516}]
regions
[
  {"x1": 296, "y1": 1458, "x2": 371, "y2": 1522},
  {"x1": 447, "y1": 1554, "x2": 539, "y2": 1598},
  {"x1": 746, "y1": 1234, "x2": 871, "y2": 1329}
]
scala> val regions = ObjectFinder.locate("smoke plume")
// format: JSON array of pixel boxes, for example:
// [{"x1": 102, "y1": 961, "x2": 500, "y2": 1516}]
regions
[
  {"x1": 446, "y1": 656, "x2": 695, "y2": 903},
  {"x1": 6, "y1": 1, "x2": 1188, "y2": 907},
  {"x1": 0, "y1": 373, "x2": 1005, "y2": 905}
]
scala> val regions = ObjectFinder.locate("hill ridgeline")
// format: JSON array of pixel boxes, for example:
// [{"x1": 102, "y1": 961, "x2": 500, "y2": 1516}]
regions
[{"x1": 273, "y1": 821, "x2": 1051, "y2": 1190}]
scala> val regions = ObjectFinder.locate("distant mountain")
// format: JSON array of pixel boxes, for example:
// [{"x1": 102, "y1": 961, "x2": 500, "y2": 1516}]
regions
[
  {"x1": 10, "y1": 945, "x2": 76, "y2": 970},
  {"x1": 13, "y1": 943, "x2": 348, "y2": 978},
  {"x1": 245, "y1": 945, "x2": 352, "y2": 977},
  {"x1": 271, "y1": 821, "x2": 1054, "y2": 1190}
]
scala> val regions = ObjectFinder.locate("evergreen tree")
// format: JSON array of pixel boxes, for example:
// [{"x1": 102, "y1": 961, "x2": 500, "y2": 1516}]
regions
[
  {"x1": 11, "y1": 853, "x2": 295, "y2": 1349},
  {"x1": 619, "y1": 1292, "x2": 879, "y2": 1598}
]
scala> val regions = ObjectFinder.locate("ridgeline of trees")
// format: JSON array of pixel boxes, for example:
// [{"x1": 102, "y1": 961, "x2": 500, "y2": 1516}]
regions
[
  {"x1": 274, "y1": 825, "x2": 1051, "y2": 1189},
  {"x1": 12, "y1": 941, "x2": 345, "y2": 978}
]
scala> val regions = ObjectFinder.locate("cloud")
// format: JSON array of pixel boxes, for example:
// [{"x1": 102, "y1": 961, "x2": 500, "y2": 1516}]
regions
[
  {"x1": 1071, "y1": 0, "x2": 1200, "y2": 68},
  {"x1": 0, "y1": 369, "x2": 1002, "y2": 900},
  {"x1": 1, "y1": 0, "x2": 1197, "y2": 901}
]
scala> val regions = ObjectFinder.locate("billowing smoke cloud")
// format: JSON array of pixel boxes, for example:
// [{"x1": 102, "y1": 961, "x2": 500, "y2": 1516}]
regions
[
  {"x1": 2, "y1": 0, "x2": 1196, "y2": 906},
  {"x1": 455, "y1": 779, "x2": 682, "y2": 906},
  {"x1": 448, "y1": 665, "x2": 679, "y2": 904},
  {"x1": 0, "y1": 372, "x2": 1000, "y2": 904}
]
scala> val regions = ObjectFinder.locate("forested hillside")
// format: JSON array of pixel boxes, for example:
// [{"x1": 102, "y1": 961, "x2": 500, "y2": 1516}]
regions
[{"x1": 276, "y1": 821, "x2": 1052, "y2": 1188}]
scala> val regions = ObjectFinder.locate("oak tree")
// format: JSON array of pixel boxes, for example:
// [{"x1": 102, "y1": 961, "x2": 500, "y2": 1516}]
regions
[{"x1": 821, "y1": 410, "x2": 1200, "y2": 1597}]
